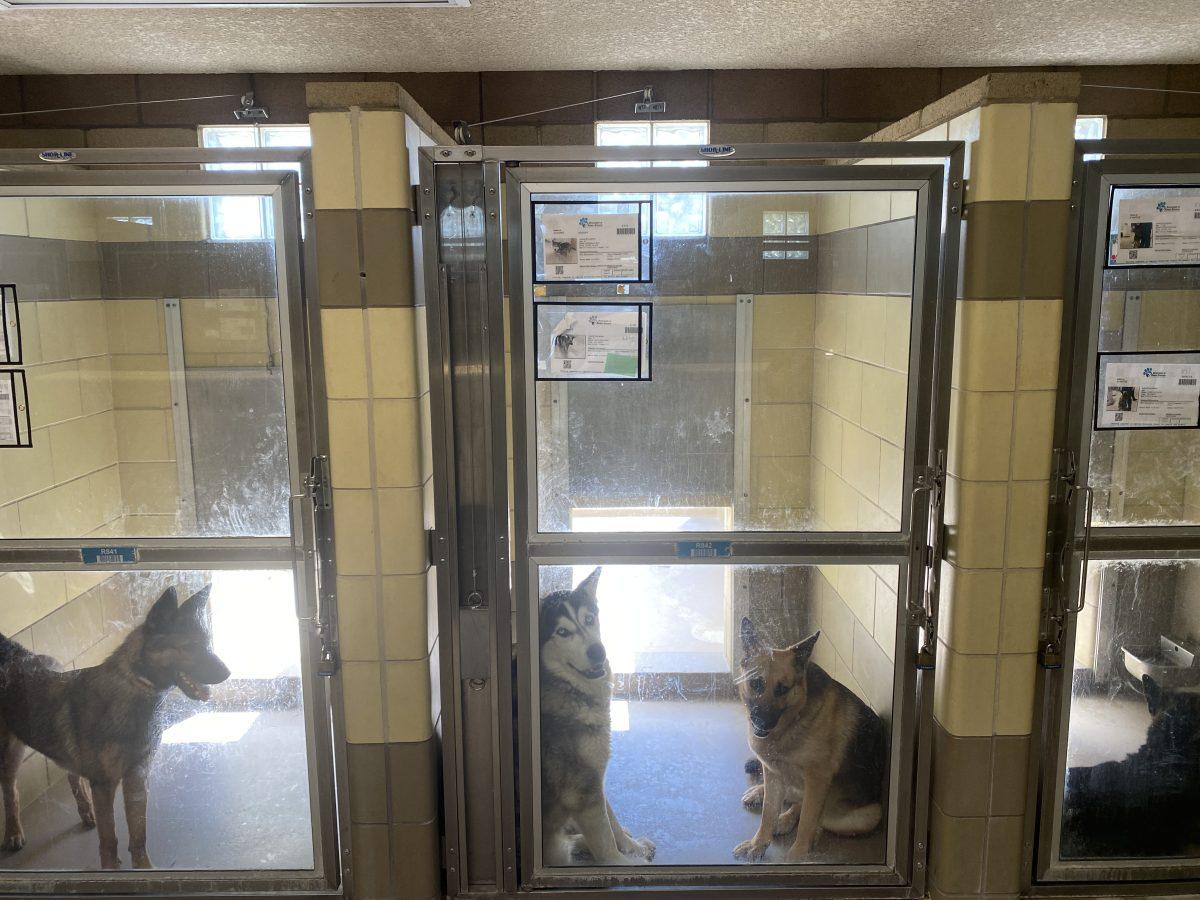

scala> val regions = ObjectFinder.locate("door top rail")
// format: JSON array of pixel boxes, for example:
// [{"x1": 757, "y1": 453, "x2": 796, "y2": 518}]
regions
[
  {"x1": 0, "y1": 147, "x2": 312, "y2": 167},
  {"x1": 421, "y1": 140, "x2": 965, "y2": 166}
]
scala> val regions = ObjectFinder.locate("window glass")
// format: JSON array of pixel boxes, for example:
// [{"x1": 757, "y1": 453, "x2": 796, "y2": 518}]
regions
[{"x1": 199, "y1": 124, "x2": 310, "y2": 240}]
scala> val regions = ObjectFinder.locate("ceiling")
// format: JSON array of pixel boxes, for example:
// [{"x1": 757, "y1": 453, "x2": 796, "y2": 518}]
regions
[{"x1": 0, "y1": 0, "x2": 1196, "y2": 74}]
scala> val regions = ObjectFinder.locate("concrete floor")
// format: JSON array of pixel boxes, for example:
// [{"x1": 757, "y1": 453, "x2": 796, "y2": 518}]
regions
[
  {"x1": 0, "y1": 710, "x2": 313, "y2": 872},
  {"x1": 605, "y1": 699, "x2": 887, "y2": 866}
]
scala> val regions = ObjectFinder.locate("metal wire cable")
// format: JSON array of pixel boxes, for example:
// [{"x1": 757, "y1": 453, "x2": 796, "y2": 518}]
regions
[
  {"x1": 0, "y1": 92, "x2": 242, "y2": 119},
  {"x1": 465, "y1": 87, "x2": 651, "y2": 128}
]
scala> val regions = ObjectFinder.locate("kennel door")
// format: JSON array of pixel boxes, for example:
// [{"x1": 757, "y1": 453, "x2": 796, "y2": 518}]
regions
[
  {"x1": 501, "y1": 160, "x2": 955, "y2": 893},
  {"x1": 0, "y1": 168, "x2": 339, "y2": 897},
  {"x1": 1034, "y1": 156, "x2": 1200, "y2": 886}
]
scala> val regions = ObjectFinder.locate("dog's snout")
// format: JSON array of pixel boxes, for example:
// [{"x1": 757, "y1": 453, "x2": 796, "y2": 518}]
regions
[{"x1": 586, "y1": 643, "x2": 606, "y2": 665}]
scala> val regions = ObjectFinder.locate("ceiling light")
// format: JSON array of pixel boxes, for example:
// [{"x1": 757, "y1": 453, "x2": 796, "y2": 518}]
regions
[{"x1": 1, "y1": 0, "x2": 467, "y2": 8}]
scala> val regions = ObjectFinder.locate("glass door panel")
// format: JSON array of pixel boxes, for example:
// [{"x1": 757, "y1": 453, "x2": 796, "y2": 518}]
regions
[
  {"x1": 0, "y1": 175, "x2": 333, "y2": 895},
  {"x1": 1039, "y1": 164, "x2": 1200, "y2": 885},
  {"x1": 0, "y1": 195, "x2": 290, "y2": 540},
  {"x1": 527, "y1": 189, "x2": 918, "y2": 535},
  {"x1": 505, "y1": 164, "x2": 949, "y2": 890}
]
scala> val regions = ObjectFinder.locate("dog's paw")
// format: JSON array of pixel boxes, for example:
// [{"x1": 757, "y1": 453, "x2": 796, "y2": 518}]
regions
[
  {"x1": 733, "y1": 838, "x2": 770, "y2": 862},
  {"x1": 784, "y1": 845, "x2": 813, "y2": 864},
  {"x1": 100, "y1": 856, "x2": 122, "y2": 870},
  {"x1": 627, "y1": 836, "x2": 655, "y2": 862},
  {"x1": 773, "y1": 810, "x2": 799, "y2": 836},
  {"x1": 1, "y1": 832, "x2": 25, "y2": 852},
  {"x1": 131, "y1": 850, "x2": 153, "y2": 869},
  {"x1": 741, "y1": 783, "x2": 764, "y2": 810},
  {"x1": 565, "y1": 834, "x2": 593, "y2": 864}
]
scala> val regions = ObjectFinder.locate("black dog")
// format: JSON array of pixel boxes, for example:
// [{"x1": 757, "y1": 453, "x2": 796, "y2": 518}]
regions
[{"x1": 1062, "y1": 675, "x2": 1200, "y2": 859}]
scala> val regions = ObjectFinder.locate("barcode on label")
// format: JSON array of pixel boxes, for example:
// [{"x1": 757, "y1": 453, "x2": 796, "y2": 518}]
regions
[
  {"x1": 1180, "y1": 377, "x2": 1197, "y2": 385},
  {"x1": 554, "y1": 265, "x2": 564, "y2": 275},
  {"x1": 615, "y1": 227, "x2": 636, "y2": 235},
  {"x1": 623, "y1": 326, "x2": 639, "y2": 334},
  {"x1": 1194, "y1": 211, "x2": 1200, "y2": 219}
]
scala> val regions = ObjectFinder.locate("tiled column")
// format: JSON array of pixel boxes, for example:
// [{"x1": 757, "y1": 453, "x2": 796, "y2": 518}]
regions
[
  {"x1": 927, "y1": 97, "x2": 1078, "y2": 899},
  {"x1": 307, "y1": 83, "x2": 442, "y2": 900}
]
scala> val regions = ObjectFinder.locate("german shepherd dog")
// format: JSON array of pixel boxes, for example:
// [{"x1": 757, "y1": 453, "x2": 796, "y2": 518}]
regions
[
  {"x1": 735, "y1": 620, "x2": 885, "y2": 862},
  {"x1": 0, "y1": 584, "x2": 230, "y2": 869},
  {"x1": 539, "y1": 568, "x2": 655, "y2": 866},
  {"x1": 1062, "y1": 675, "x2": 1200, "y2": 858}
]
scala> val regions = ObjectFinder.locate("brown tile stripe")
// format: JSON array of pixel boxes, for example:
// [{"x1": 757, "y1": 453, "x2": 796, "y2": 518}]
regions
[
  {"x1": 316, "y1": 207, "x2": 417, "y2": 308},
  {"x1": 346, "y1": 736, "x2": 438, "y2": 825},
  {"x1": 960, "y1": 200, "x2": 1070, "y2": 301},
  {"x1": 933, "y1": 722, "x2": 1032, "y2": 819}
]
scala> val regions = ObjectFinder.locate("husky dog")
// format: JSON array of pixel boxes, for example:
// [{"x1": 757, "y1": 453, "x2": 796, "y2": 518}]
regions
[
  {"x1": 0, "y1": 585, "x2": 231, "y2": 869},
  {"x1": 539, "y1": 568, "x2": 655, "y2": 866},
  {"x1": 734, "y1": 620, "x2": 886, "y2": 863},
  {"x1": 1062, "y1": 675, "x2": 1200, "y2": 858}
]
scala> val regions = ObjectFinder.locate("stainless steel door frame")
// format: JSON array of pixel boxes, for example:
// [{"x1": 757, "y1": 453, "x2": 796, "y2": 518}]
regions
[
  {"x1": 0, "y1": 155, "x2": 346, "y2": 898},
  {"x1": 420, "y1": 141, "x2": 965, "y2": 898},
  {"x1": 1029, "y1": 140, "x2": 1200, "y2": 893}
]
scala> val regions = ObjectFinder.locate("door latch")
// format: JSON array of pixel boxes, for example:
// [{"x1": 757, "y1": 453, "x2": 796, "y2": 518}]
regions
[
  {"x1": 910, "y1": 452, "x2": 945, "y2": 671},
  {"x1": 1039, "y1": 449, "x2": 1092, "y2": 669},
  {"x1": 305, "y1": 454, "x2": 338, "y2": 677}
]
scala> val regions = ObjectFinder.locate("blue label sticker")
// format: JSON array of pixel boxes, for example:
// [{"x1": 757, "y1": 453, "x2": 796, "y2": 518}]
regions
[
  {"x1": 675, "y1": 540, "x2": 733, "y2": 559},
  {"x1": 698, "y1": 144, "x2": 736, "y2": 158},
  {"x1": 38, "y1": 150, "x2": 77, "y2": 162},
  {"x1": 80, "y1": 546, "x2": 139, "y2": 565}
]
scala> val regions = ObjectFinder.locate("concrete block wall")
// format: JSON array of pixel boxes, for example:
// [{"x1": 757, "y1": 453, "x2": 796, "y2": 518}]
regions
[{"x1": 307, "y1": 82, "x2": 442, "y2": 900}]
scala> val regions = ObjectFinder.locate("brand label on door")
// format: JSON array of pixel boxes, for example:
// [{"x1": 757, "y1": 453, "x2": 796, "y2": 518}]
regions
[
  {"x1": 676, "y1": 540, "x2": 733, "y2": 559},
  {"x1": 80, "y1": 546, "x2": 140, "y2": 565}
]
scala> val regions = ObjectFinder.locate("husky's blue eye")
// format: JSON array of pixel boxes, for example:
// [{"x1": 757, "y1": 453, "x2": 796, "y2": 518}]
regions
[
  {"x1": 555, "y1": 627, "x2": 570, "y2": 638},
  {"x1": 583, "y1": 614, "x2": 595, "y2": 626}
]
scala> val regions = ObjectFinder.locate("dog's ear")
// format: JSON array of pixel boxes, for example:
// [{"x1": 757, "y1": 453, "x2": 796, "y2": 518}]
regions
[
  {"x1": 790, "y1": 631, "x2": 820, "y2": 669},
  {"x1": 576, "y1": 567, "x2": 602, "y2": 602},
  {"x1": 1143, "y1": 674, "x2": 1165, "y2": 716},
  {"x1": 145, "y1": 586, "x2": 179, "y2": 632},
  {"x1": 179, "y1": 584, "x2": 212, "y2": 620},
  {"x1": 740, "y1": 617, "x2": 763, "y2": 655}
]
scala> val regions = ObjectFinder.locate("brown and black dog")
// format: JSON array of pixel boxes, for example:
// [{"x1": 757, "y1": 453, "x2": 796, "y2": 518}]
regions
[
  {"x1": 734, "y1": 619, "x2": 886, "y2": 863},
  {"x1": 0, "y1": 584, "x2": 230, "y2": 869}
]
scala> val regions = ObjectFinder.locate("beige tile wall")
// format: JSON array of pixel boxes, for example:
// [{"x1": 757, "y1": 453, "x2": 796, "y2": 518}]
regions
[
  {"x1": 804, "y1": 194, "x2": 913, "y2": 715},
  {"x1": 924, "y1": 101, "x2": 1076, "y2": 900},
  {"x1": 748, "y1": 294, "x2": 813, "y2": 526},
  {"x1": 309, "y1": 94, "x2": 440, "y2": 899}
]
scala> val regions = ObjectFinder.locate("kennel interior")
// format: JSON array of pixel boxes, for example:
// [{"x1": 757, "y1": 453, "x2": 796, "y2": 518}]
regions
[{"x1": 0, "y1": 190, "x2": 325, "y2": 874}]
